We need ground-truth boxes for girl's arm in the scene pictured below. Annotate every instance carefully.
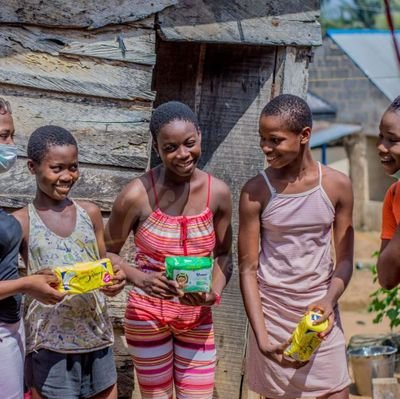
[377,186,400,289]
[377,234,400,289]
[104,179,180,298]
[11,208,65,304]
[238,179,268,347]
[0,275,63,305]
[79,200,126,296]
[210,180,233,297]
[238,177,294,367]
[310,171,354,336]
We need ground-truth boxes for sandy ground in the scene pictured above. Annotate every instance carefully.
[340,230,395,399]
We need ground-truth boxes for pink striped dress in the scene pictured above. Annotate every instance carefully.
[246,163,351,398]
[125,169,217,399]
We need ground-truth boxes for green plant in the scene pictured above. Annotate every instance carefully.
[368,251,400,329]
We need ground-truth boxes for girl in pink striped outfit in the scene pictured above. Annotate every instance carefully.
[105,101,232,399]
[239,94,353,399]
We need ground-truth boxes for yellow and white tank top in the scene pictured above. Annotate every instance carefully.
[24,202,113,354]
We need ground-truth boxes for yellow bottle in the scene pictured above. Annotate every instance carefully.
[284,311,329,362]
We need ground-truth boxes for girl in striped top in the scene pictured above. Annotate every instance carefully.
[105,101,232,399]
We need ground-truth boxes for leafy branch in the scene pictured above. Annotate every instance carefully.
[368,251,400,330]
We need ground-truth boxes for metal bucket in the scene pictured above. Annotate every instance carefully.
[348,345,397,397]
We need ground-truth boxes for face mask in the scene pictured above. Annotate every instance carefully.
[0,144,17,173]
[390,169,400,180]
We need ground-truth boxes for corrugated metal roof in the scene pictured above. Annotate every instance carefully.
[307,92,336,117]
[310,123,362,148]
[327,29,400,101]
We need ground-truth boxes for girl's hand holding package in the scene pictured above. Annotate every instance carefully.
[142,272,183,299]
[308,298,335,339]
[100,269,126,296]
[179,291,219,306]
[100,260,126,297]
[25,273,66,305]
[258,337,306,369]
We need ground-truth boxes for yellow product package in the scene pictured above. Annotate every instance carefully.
[284,311,329,362]
[54,258,114,295]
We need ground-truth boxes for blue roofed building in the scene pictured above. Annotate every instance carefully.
[308,29,400,230]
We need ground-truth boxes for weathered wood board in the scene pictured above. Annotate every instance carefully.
[0,55,154,102]
[1,24,156,66]
[0,0,177,29]
[273,46,311,98]
[0,21,157,104]
[4,93,151,169]
[372,378,399,399]
[158,0,321,46]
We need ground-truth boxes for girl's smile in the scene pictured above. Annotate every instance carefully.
[156,119,201,179]
[377,110,400,175]
[28,144,79,202]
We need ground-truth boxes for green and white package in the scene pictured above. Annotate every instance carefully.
[165,256,213,293]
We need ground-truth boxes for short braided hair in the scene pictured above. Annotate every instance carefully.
[149,101,200,140]
[27,125,77,163]
[261,94,312,132]
[387,96,400,113]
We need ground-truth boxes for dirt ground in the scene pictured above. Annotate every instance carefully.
[340,230,395,399]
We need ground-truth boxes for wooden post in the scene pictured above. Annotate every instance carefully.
[343,133,368,229]
[372,378,399,399]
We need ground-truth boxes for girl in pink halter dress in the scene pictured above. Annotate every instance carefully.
[239,94,353,399]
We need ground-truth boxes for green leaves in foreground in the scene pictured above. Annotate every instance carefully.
[368,253,400,330]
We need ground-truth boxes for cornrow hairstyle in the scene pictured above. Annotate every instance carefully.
[149,101,200,140]
[27,125,77,163]
[387,96,400,113]
[261,94,313,133]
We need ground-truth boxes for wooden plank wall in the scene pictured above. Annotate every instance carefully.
[0,3,175,398]
[0,1,316,398]
[0,19,163,212]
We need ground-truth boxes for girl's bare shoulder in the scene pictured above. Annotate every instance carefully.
[321,165,352,189]
[12,206,29,227]
[240,172,271,211]
[206,172,230,199]
[113,173,151,210]
[75,200,101,218]
[321,165,353,205]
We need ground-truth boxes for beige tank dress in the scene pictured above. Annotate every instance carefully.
[246,163,351,398]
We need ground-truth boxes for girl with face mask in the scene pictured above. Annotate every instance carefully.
[376,96,400,289]
[0,98,64,399]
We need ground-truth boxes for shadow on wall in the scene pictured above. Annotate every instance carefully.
[152,39,278,170]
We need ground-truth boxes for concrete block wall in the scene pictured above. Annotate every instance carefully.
[309,37,390,135]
